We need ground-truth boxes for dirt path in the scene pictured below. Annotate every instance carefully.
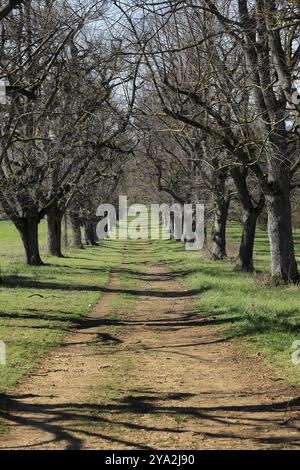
[0,242,299,450]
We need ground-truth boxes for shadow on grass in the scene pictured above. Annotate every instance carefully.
[2,270,299,340]
[2,275,209,298]
[224,310,300,338]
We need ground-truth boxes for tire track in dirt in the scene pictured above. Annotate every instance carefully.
[0,241,299,450]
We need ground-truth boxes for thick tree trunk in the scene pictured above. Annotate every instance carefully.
[211,198,229,260]
[46,206,63,257]
[231,167,264,273]
[15,215,43,266]
[238,210,258,272]
[70,212,84,249]
[266,190,299,282]
[84,221,97,246]
[264,144,299,282]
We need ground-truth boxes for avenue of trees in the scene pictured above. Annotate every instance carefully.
[1,0,300,284]
[111,0,300,282]
[0,0,137,264]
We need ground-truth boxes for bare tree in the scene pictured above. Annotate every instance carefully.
[114,2,266,270]
[0,0,138,264]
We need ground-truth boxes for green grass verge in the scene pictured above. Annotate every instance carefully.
[0,220,124,393]
[149,222,300,385]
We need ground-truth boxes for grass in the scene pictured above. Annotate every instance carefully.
[1,216,300,398]
[149,222,300,385]
[0,217,300,447]
[0,219,124,393]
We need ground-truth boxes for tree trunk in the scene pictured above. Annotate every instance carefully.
[63,214,68,248]
[170,212,175,238]
[231,166,264,273]
[203,224,208,248]
[15,215,43,266]
[70,212,84,249]
[84,221,97,246]
[46,206,63,257]
[238,210,258,272]
[93,222,98,243]
[265,144,299,282]
[211,198,229,260]
[266,190,299,282]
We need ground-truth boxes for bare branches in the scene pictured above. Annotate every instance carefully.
[0,0,25,21]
